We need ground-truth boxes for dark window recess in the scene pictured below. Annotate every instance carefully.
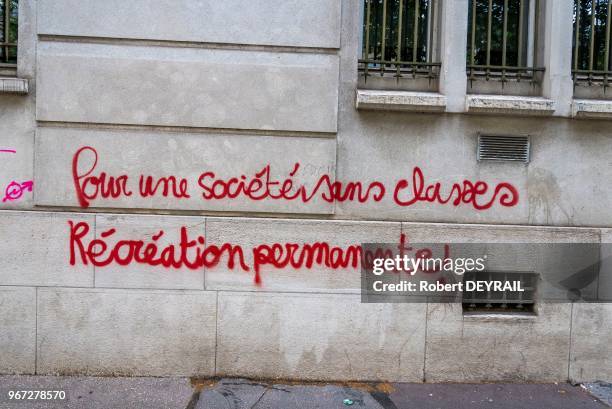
[573,0,612,88]
[477,134,530,163]
[360,0,440,81]
[467,0,544,84]
[0,0,18,67]
[462,271,538,314]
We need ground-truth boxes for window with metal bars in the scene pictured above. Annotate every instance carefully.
[573,0,612,90]
[0,0,17,71]
[467,0,544,86]
[359,0,440,83]
[462,271,538,314]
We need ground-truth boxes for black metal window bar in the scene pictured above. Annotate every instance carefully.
[573,0,612,89]
[467,0,544,85]
[0,0,18,68]
[462,271,538,313]
[359,0,441,81]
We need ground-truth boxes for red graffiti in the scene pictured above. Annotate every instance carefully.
[393,167,518,210]
[69,220,457,286]
[68,220,366,285]
[139,175,190,199]
[70,146,519,211]
[72,146,132,208]
[72,146,195,208]
[198,164,385,203]
[68,220,250,271]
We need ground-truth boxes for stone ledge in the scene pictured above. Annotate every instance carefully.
[355,89,446,112]
[462,313,538,322]
[0,77,29,95]
[572,99,612,119]
[466,94,555,116]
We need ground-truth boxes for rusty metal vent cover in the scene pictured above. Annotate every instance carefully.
[477,134,530,163]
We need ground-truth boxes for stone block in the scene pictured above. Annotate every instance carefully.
[425,303,572,382]
[38,0,341,49]
[0,287,36,374]
[35,126,336,214]
[206,218,401,292]
[37,42,339,133]
[94,214,205,290]
[0,211,94,287]
[216,292,426,382]
[37,288,217,376]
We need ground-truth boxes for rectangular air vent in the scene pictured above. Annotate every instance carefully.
[477,134,530,163]
[462,271,538,314]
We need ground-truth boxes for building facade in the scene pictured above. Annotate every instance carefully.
[0,0,610,382]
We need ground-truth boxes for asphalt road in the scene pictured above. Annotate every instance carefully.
[0,376,609,409]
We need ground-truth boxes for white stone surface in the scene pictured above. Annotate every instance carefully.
[569,303,612,382]
[402,223,600,243]
[94,214,205,290]
[439,0,469,112]
[16,0,37,80]
[36,42,339,133]
[334,114,531,225]
[0,0,609,383]
[572,99,612,119]
[0,93,35,211]
[402,223,602,301]
[541,0,574,116]
[205,217,401,292]
[0,287,36,374]
[38,0,341,49]
[334,111,612,227]
[466,94,555,116]
[356,90,446,112]
[526,121,612,227]
[35,126,336,214]
[425,303,572,382]
[0,1,36,211]
[0,211,94,287]
[216,292,426,381]
[37,288,217,376]
[599,229,612,302]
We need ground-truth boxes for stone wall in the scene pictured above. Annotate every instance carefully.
[0,0,610,382]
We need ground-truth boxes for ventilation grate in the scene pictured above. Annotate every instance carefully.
[462,271,538,314]
[477,134,530,163]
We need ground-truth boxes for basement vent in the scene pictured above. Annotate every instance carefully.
[462,271,538,314]
[477,134,530,163]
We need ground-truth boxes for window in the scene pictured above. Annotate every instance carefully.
[573,0,612,89]
[0,0,18,72]
[359,0,440,85]
[462,271,538,314]
[467,0,543,86]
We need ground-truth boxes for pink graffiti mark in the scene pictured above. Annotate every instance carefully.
[1,149,33,203]
[3,180,34,202]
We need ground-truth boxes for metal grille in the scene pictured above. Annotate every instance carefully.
[0,0,17,67]
[467,0,544,84]
[463,271,537,313]
[573,0,612,88]
[359,0,441,81]
[477,134,530,163]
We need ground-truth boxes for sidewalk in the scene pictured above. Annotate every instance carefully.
[0,376,609,409]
